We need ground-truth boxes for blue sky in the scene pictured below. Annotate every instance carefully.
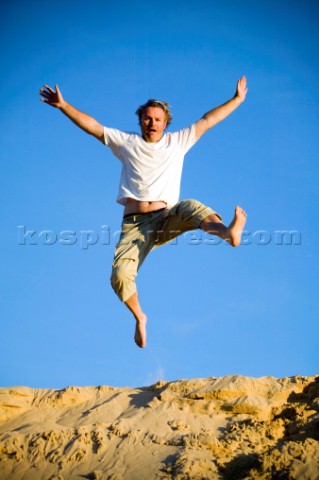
[1,0,318,389]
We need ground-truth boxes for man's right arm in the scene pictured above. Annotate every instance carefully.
[194,76,248,141]
[39,84,105,143]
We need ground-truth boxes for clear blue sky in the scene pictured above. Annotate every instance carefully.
[1,0,318,389]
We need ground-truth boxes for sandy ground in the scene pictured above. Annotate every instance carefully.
[0,375,318,479]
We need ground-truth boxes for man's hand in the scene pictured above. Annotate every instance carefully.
[40,84,65,109]
[235,76,248,103]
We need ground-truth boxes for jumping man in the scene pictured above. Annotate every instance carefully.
[40,77,248,348]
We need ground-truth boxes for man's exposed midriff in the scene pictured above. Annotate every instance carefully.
[123,198,167,216]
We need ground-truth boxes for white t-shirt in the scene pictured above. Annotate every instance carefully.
[103,124,197,206]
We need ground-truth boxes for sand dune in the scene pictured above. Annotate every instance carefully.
[0,375,318,479]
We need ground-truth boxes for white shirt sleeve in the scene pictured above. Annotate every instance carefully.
[104,127,139,161]
[170,124,197,154]
[103,127,128,147]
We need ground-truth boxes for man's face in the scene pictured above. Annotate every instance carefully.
[140,106,167,143]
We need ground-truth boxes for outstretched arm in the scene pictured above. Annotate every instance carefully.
[194,76,248,140]
[39,85,105,143]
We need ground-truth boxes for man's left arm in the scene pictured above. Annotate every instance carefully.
[194,76,248,141]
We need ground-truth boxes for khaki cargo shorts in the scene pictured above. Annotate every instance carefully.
[110,199,222,301]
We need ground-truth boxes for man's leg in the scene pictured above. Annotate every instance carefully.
[122,203,246,349]
[154,200,247,247]
[111,211,165,349]
[111,258,149,349]
[200,205,247,246]
[124,290,147,348]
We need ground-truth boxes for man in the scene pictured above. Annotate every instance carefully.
[40,77,248,348]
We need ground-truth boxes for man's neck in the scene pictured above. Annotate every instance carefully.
[142,132,165,143]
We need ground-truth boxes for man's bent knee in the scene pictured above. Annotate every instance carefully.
[110,262,137,302]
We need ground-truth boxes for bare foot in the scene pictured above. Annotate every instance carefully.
[227,206,247,246]
[134,314,147,348]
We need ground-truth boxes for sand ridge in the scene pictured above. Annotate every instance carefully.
[0,375,318,479]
